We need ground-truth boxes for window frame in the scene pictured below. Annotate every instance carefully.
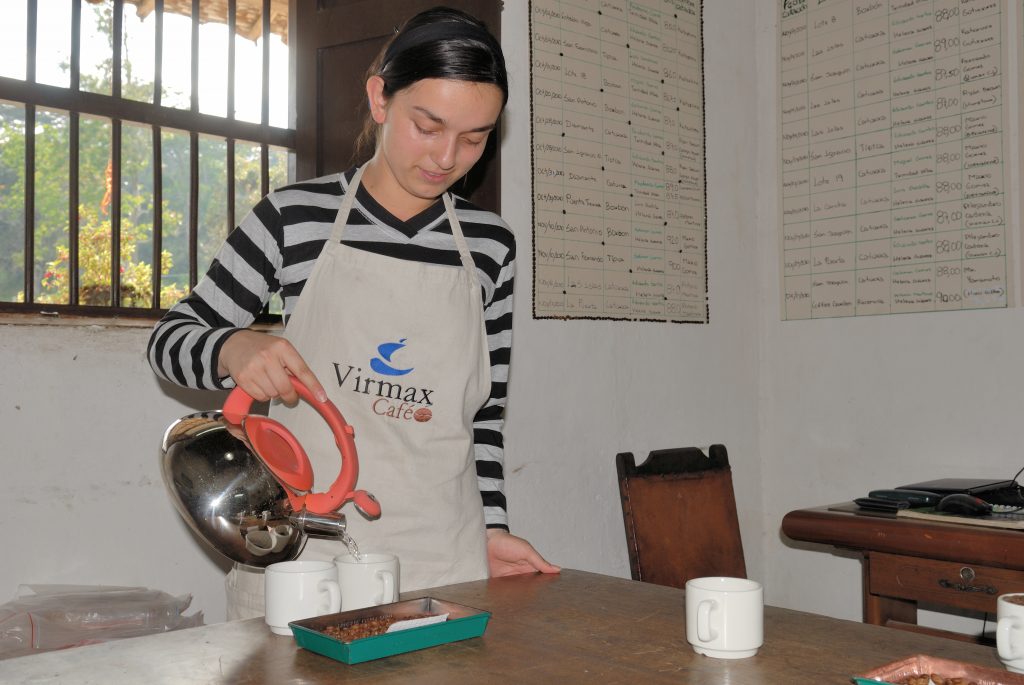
[0,0,294,320]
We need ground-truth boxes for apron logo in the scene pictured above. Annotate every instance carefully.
[370,338,413,376]
[332,340,436,423]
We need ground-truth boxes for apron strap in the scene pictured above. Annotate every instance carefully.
[331,166,479,287]
[442,192,480,287]
[329,166,365,244]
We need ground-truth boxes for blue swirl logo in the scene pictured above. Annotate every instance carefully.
[370,338,414,376]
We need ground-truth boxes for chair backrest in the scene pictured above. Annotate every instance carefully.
[616,444,746,589]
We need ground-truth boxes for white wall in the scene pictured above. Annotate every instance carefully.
[0,324,233,622]
[756,2,1023,635]
[498,0,761,583]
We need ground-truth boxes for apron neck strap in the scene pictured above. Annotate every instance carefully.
[331,166,479,285]
[441,192,479,283]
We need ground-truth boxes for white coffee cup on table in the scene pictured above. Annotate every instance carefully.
[334,552,400,611]
[998,593,1024,673]
[264,560,341,636]
[685,576,763,659]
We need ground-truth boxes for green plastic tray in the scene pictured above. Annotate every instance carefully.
[289,597,490,665]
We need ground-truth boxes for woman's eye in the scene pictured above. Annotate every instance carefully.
[416,125,438,136]
[463,137,485,147]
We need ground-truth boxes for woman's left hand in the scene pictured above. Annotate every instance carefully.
[486,529,561,577]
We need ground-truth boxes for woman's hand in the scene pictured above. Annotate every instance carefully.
[486,529,561,577]
[217,329,327,406]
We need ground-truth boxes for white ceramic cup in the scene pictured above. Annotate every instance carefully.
[998,593,1024,673]
[334,552,400,611]
[685,576,763,659]
[264,560,341,636]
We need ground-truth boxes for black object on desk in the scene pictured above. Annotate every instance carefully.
[868,489,940,507]
[934,493,993,517]
[897,478,1024,506]
[854,497,909,513]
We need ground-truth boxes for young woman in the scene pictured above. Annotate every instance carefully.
[148,6,558,619]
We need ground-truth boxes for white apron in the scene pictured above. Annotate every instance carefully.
[226,167,491,620]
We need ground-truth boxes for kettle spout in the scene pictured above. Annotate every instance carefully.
[288,509,347,538]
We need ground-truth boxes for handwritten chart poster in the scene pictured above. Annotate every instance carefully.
[529,0,707,323]
[779,0,1011,319]
[1020,0,1024,295]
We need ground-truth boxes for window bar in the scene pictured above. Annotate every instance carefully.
[113,0,123,99]
[71,0,81,91]
[191,0,199,113]
[188,0,199,289]
[227,138,236,233]
[68,0,82,305]
[189,131,199,289]
[151,0,164,309]
[260,0,270,198]
[261,0,270,128]
[154,0,163,108]
[261,144,269,198]
[111,0,124,307]
[228,0,236,120]
[26,0,36,82]
[111,119,123,307]
[227,0,236,232]
[152,125,163,308]
[69,114,80,306]
[24,0,38,304]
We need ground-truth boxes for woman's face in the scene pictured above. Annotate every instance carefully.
[366,76,504,216]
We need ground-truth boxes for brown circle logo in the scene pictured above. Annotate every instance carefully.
[413,408,432,423]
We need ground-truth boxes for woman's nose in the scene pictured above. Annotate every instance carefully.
[432,137,457,171]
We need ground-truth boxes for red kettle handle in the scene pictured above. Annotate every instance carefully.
[222,377,371,516]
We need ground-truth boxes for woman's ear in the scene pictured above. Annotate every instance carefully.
[366,76,389,125]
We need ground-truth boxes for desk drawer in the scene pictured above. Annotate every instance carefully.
[869,552,1024,612]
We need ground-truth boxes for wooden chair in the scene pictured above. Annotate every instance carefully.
[616,444,746,589]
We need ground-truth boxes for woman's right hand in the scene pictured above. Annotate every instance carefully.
[217,330,327,406]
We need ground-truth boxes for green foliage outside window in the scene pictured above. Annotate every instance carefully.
[0,5,280,310]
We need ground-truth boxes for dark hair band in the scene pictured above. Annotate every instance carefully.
[381,21,501,73]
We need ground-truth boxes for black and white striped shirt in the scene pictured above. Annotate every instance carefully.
[147,168,514,530]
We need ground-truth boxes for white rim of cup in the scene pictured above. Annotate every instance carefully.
[686,577,762,593]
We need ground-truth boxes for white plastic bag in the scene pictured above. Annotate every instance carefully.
[0,584,203,659]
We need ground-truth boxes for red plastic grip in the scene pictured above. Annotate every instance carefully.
[221,376,362,515]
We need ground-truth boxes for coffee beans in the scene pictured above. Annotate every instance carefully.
[895,675,976,685]
[323,613,437,643]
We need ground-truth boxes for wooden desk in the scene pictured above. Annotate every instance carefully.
[0,569,1010,684]
[782,504,1024,641]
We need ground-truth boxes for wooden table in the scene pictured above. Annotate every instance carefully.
[782,504,1024,641]
[0,569,1011,683]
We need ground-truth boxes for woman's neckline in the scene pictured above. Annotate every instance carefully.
[345,167,447,238]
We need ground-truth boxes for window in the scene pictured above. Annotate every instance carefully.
[0,0,293,318]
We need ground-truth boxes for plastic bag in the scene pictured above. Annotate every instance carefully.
[0,584,204,660]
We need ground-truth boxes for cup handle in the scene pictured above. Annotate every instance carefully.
[697,599,718,643]
[999,617,1024,660]
[319,579,342,614]
[375,570,395,604]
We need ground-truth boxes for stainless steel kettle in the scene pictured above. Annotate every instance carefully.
[160,377,380,567]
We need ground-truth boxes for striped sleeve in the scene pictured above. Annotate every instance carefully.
[474,226,515,531]
[146,194,285,389]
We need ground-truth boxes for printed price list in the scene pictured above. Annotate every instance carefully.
[779,0,1009,319]
[531,0,707,322]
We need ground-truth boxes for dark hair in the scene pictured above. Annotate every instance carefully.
[352,6,507,163]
